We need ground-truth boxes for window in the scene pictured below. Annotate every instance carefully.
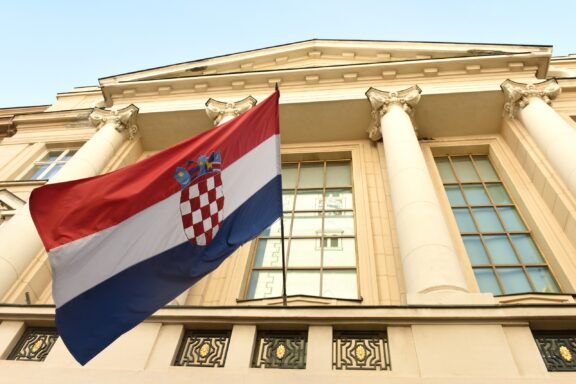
[7,327,59,362]
[20,149,77,180]
[246,159,358,300]
[435,155,560,295]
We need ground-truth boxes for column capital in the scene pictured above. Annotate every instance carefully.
[0,119,16,139]
[365,85,421,141]
[501,79,561,119]
[89,104,139,140]
[205,96,257,126]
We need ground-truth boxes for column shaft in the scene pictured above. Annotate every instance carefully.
[381,104,468,294]
[367,86,468,297]
[518,97,576,196]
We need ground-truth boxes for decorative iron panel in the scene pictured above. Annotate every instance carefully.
[533,332,576,371]
[174,330,231,367]
[252,331,307,369]
[7,327,59,362]
[333,331,391,370]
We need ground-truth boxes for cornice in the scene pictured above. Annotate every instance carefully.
[101,52,550,106]
[99,39,551,85]
[12,109,93,128]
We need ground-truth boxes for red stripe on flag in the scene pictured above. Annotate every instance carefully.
[30,91,279,251]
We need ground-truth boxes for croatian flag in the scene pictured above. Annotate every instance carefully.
[29,91,282,365]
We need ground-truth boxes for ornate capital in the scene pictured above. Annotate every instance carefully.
[501,79,561,119]
[205,96,257,126]
[89,104,139,140]
[365,85,422,141]
[0,118,16,139]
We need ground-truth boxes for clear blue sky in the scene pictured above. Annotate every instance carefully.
[2,1,575,108]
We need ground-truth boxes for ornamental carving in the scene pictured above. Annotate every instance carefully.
[252,331,307,369]
[205,96,257,126]
[501,79,561,119]
[8,327,59,362]
[365,85,422,141]
[89,104,139,140]
[333,331,391,371]
[533,332,576,371]
[174,330,231,367]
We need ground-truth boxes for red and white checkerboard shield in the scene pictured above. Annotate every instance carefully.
[179,172,224,246]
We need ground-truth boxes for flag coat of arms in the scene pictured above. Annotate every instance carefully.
[29,91,282,365]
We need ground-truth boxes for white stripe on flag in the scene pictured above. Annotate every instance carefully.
[50,135,280,307]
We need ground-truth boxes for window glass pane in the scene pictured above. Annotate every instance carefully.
[498,207,526,231]
[248,271,283,299]
[294,189,323,211]
[282,191,294,212]
[527,267,560,293]
[61,150,77,161]
[41,151,63,162]
[291,213,322,236]
[288,239,321,267]
[299,163,324,188]
[452,157,480,182]
[445,185,465,206]
[453,208,476,233]
[435,157,457,183]
[323,238,356,267]
[324,188,353,211]
[473,207,504,232]
[22,164,49,180]
[281,164,298,189]
[511,234,544,263]
[322,271,357,299]
[463,184,490,205]
[43,164,63,180]
[324,211,354,235]
[326,161,351,187]
[262,217,292,237]
[463,235,490,265]
[474,268,502,295]
[254,239,285,267]
[484,235,519,264]
[474,156,499,182]
[486,184,511,204]
[286,271,320,296]
[497,267,532,294]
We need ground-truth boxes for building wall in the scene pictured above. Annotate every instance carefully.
[1,42,576,382]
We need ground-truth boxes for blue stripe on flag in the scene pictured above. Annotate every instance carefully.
[57,175,282,365]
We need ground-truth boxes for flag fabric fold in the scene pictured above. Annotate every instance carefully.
[29,91,282,365]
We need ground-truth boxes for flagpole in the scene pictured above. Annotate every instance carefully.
[280,215,288,306]
[275,82,288,307]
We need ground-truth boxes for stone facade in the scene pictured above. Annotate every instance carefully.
[0,39,576,382]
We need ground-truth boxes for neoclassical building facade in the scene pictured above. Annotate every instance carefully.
[0,39,576,382]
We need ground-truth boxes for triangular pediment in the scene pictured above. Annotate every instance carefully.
[100,39,552,85]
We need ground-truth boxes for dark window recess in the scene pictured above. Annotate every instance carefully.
[7,327,59,362]
[252,330,307,369]
[533,332,576,371]
[174,330,231,367]
[333,330,391,370]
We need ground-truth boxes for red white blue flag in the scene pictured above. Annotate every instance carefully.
[30,91,282,365]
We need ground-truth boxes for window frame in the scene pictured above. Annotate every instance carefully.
[18,147,78,181]
[244,157,359,301]
[434,153,560,295]
[422,137,575,299]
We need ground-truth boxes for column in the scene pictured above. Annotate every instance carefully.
[501,79,576,197]
[366,86,468,297]
[171,96,257,306]
[0,105,139,300]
